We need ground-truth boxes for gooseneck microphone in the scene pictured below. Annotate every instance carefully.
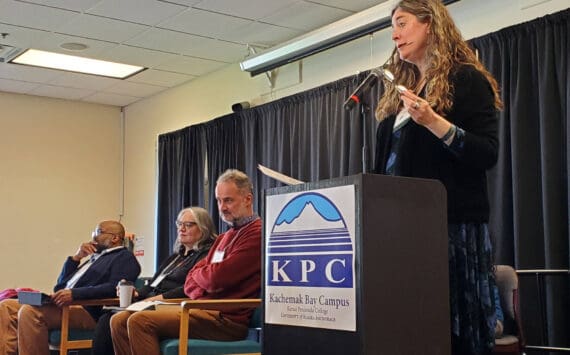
[343,68,383,111]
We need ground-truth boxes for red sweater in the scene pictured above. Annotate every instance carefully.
[184,218,261,325]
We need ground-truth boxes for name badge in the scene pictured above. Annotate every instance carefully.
[150,273,166,288]
[212,250,225,263]
[393,109,411,132]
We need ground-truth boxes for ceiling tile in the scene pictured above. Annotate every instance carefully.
[125,28,202,54]
[105,80,166,97]
[126,28,246,62]
[28,84,95,100]
[223,22,302,47]
[162,0,201,6]
[82,92,140,106]
[86,0,188,26]
[127,69,194,87]
[57,14,150,43]
[159,8,253,39]
[155,55,227,76]
[262,2,352,31]
[194,0,299,21]
[0,62,63,83]
[97,45,179,68]
[307,0,388,12]
[35,33,118,58]
[0,23,51,49]
[0,0,77,32]
[47,72,120,90]
[185,39,248,63]
[0,78,40,94]
[19,0,103,12]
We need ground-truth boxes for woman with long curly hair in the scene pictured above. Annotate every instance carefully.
[374,1,501,354]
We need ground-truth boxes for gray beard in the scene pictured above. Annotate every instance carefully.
[225,214,257,228]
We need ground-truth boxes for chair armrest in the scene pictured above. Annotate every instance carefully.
[178,299,262,355]
[180,298,262,312]
[158,298,191,304]
[67,298,120,306]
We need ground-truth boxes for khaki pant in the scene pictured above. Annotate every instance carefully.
[110,307,248,355]
[0,298,96,355]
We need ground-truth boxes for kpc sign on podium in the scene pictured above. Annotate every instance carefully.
[265,185,356,332]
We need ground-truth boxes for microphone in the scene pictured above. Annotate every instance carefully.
[343,68,383,111]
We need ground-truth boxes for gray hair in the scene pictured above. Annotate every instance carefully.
[216,169,253,196]
[174,206,217,252]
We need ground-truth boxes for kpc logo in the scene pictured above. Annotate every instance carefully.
[267,192,354,288]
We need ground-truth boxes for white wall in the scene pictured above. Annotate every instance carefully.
[0,92,122,292]
[84,0,570,276]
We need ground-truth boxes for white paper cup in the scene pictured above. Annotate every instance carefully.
[119,285,134,307]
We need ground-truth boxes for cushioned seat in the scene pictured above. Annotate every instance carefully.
[160,300,262,355]
[160,338,261,355]
[49,328,94,343]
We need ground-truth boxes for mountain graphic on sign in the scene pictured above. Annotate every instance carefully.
[272,192,346,233]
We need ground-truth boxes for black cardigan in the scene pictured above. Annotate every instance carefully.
[137,246,210,299]
[374,65,499,223]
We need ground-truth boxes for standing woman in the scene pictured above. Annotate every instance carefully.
[91,206,217,355]
[374,1,502,354]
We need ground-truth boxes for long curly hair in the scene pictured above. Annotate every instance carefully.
[375,0,503,121]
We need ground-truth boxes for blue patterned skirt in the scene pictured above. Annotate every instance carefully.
[448,223,496,355]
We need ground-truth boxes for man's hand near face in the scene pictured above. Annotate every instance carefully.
[72,242,98,262]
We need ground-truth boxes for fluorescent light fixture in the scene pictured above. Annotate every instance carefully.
[240,0,459,76]
[10,49,145,79]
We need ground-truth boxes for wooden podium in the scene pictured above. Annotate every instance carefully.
[262,174,451,355]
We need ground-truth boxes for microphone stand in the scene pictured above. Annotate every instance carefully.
[360,101,370,174]
[345,69,383,174]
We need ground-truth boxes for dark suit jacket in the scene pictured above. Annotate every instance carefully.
[54,247,140,319]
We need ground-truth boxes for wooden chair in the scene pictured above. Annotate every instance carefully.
[493,265,526,355]
[159,299,262,355]
[49,296,192,354]
[48,297,190,354]
[48,298,119,354]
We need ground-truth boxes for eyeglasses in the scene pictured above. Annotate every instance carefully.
[176,220,197,229]
[91,229,117,238]
[176,221,196,229]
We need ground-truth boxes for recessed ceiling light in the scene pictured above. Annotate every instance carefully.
[10,48,145,79]
[60,42,89,51]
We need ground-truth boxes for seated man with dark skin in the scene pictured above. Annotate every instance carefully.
[0,220,141,355]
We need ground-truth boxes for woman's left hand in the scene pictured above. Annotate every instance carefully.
[400,89,437,127]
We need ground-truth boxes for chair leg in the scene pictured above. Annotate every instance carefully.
[60,305,70,355]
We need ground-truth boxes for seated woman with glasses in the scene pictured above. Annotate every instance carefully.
[92,206,217,355]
